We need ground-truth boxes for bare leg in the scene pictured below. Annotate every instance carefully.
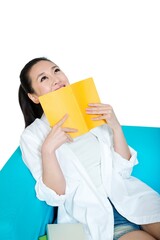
[141,222,160,240]
[119,230,156,240]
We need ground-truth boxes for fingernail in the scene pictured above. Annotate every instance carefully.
[88,103,93,106]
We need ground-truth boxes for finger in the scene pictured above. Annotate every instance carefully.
[88,103,111,108]
[62,127,78,133]
[86,108,112,114]
[56,114,68,128]
[86,105,112,111]
[65,133,73,142]
[92,115,108,121]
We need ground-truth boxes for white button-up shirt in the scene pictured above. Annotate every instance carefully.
[20,115,160,240]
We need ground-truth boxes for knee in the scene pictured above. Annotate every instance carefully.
[141,222,160,240]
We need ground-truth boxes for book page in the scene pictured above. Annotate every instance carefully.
[39,86,88,138]
[71,78,105,130]
[47,223,86,240]
[39,78,105,138]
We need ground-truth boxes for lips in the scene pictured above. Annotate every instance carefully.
[54,84,66,91]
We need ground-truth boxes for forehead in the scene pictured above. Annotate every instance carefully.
[29,60,55,79]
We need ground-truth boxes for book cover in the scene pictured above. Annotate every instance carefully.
[47,223,86,240]
[38,235,47,240]
[39,77,105,138]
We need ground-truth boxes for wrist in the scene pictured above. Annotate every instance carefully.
[41,141,57,155]
[112,123,122,134]
[41,144,56,157]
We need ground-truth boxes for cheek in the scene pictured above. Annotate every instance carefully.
[65,81,70,86]
[64,77,70,85]
[38,86,51,95]
[60,73,69,85]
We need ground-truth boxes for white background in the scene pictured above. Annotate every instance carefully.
[0,0,160,170]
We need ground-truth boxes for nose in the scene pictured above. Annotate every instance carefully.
[51,77,61,86]
[50,77,63,91]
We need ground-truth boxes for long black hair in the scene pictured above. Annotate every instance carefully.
[19,57,52,128]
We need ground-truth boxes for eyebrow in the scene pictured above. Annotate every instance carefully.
[36,65,58,80]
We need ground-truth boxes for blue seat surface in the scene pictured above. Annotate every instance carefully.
[122,126,160,193]
[0,147,54,240]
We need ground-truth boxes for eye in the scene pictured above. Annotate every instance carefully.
[40,76,48,82]
[54,67,60,73]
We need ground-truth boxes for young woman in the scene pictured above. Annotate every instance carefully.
[19,57,160,240]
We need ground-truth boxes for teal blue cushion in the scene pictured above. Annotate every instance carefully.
[122,126,160,193]
[0,147,55,240]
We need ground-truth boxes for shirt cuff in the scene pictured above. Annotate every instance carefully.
[113,146,138,178]
[35,178,66,206]
[35,177,80,206]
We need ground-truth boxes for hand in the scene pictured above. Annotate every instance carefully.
[42,114,77,154]
[86,103,121,131]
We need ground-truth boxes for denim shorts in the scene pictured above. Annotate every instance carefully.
[113,204,141,240]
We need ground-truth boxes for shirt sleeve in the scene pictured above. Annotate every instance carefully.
[101,124,139,178]
[112,146,138,178]
[19,122,74,207]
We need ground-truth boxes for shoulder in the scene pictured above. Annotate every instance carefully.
[20,115,51,142]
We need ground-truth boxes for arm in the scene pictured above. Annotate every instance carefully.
[111,123,131,160]
[20,114,77,203]
[41,151,66,195]
[41,114,77,195]
[86,103,131,160]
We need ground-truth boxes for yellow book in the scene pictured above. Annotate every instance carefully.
[39,77,105,138]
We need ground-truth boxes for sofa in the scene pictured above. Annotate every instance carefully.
[0,126,159,240]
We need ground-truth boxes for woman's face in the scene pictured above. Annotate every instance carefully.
[28,60,69,104]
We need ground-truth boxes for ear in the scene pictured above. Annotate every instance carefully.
[28,93,40,104]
